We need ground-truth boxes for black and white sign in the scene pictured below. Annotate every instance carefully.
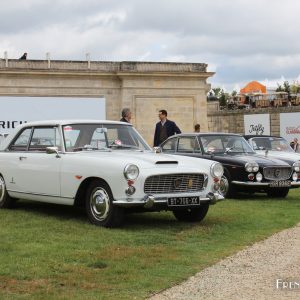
[244,114,270,135]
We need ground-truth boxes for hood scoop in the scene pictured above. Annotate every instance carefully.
[156,161,178,165]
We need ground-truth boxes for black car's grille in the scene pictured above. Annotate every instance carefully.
[144,174,207,194]
[263,167,292,180]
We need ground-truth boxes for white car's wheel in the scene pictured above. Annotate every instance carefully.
[85,180,124,227]
[0,176,15,208]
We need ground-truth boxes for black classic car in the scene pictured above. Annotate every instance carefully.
[160,133,300,198]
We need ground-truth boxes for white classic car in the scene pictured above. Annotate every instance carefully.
[0,120,224,227]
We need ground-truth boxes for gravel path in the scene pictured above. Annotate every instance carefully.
[150,223,300,300]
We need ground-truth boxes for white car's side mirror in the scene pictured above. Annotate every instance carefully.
[46,146,60,158]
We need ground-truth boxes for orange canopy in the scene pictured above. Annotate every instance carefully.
[240,81,266,94]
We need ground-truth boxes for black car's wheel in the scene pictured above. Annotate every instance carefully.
[267,187,289,198]
[219,172,236,198]
[0,176,15,208]
[85,179,124,227]
[172,204,209,222]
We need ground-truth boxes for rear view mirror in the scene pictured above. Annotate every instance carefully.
[96,128,107,133]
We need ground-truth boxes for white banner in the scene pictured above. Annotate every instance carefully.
[280,112,300,144]
[0,97,106,136]
[244,114,270,135]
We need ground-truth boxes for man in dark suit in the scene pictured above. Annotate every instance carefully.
[153,109,181,146]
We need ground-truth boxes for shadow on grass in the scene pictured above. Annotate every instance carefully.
[12,200,227,230]
[14,200,87,224]
[15,190,292,229]
[122,209,233,231]
[12,200,182,229]
[227,192,291,201]
[124,211,178,228]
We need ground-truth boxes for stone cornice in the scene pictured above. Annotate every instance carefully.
[208,106,300,116]
[0,59,212,75]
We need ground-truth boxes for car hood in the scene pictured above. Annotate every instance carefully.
[73,150,215,170]
[211,153,291,167]
[255,150,300,162]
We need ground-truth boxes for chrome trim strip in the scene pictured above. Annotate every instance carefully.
[231,181,269,186]
[7,189,74,199]
[231,180,294,187]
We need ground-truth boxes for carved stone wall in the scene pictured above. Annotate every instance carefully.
[0,59,213,145]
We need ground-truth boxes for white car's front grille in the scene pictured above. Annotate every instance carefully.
[263,167,292,180]
[144,173,207,194]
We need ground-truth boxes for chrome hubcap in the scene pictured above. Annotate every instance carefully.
[219,175,229,197]
[90,188,110,221]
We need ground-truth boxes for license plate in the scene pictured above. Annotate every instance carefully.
[269,180,291,188]
[168,196,200,206]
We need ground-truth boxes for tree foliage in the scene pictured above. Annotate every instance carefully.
[208,87,231,107]
[276,81,291,93]
[290,82,300,94]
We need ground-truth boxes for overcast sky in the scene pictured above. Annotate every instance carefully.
[1,0,299,91]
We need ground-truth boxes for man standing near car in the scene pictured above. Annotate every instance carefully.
[194,124,201,133]
[153,109,181,146]
[120,108,132,123]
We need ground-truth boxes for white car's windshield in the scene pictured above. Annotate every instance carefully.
[250,137,294,152]
[63,123,151,152]
[200,135,255,154]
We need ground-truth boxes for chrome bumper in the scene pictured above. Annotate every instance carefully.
[231,181,300,187]
[113,192,224,208]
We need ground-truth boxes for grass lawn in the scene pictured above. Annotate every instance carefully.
[1,189,300,299]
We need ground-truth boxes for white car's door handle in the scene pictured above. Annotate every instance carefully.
[19,156,27,161]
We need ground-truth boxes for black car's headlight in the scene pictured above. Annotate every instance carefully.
[124,164,139,180]
[245,162,259,173]
[210,162,224,178]
[293,161,300,172]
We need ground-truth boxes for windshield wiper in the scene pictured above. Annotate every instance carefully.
[110,143,140,150]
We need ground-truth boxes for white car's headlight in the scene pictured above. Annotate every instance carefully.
[245,162,259,173]
[124,164,139,180]
[293,161,300,173]
[210,162,224,178]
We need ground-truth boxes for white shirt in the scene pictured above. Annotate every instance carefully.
[161,119,167,126]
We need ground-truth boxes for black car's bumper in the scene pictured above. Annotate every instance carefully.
[231,181,300,187]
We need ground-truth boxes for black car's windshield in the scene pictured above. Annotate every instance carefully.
[200,135,255,154]
[249,137,294,152]
[63,123,151,152]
